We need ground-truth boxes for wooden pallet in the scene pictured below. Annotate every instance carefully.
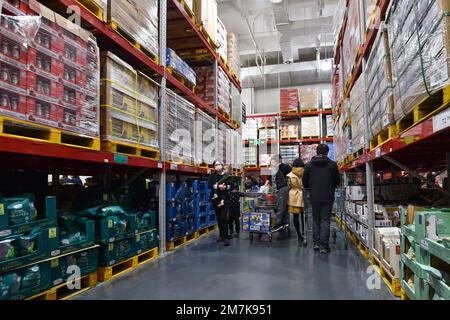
[231,119,241,128]
[186,232,198,243]
[166,157,195,167]
[280,110,300,114]
[137,247,159,266]
[370,125,397,150]
[179,0,195,21]
[166,236,187,252]
[400,288,410,301]
[97,255,138,282]
[109,20,159,65]
[300,108,320,113]
[280,137,299,141]
[0,116,100,151]
[166,67,196,92]
[396,85,450,134]
[76,0,105,21]
[301,136,320,140]
[371,255,401,297]
[352,148,364,160]
[218,108,231,120]
[195,22,218,49]
[102,140,160,159]
[28,273,97,300]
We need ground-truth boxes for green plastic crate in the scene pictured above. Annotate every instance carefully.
[0,227,59,273]
[98,237,137,267]
[0,197,57,240]
[133,210,157,233]
[135,229,158,254]
[50,247,98,287]
[1,260,52,300]
[53,219,96,257]
[94,214,137,244]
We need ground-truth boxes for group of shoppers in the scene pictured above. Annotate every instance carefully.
[207,143,340,253]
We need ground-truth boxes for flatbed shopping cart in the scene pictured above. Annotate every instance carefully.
[241,191,277,242]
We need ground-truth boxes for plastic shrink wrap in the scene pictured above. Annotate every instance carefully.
[227,32,240,76]
[166,48,196,86]
[299,87,319,111]
[217,17,227,62]
[243,118,258,140]
[280,145,299,165]
[350,74,365,152]
[341,0,362,84]
[322,88,332,110]
[301,116,320,138]
[244,145,257,167]
[280,120,299,139]
[280,89,299,113]
[195,109,216,166]
[194,0,217,44]
[231,84,241,124]
[301,144,319,164]
[326,115,334,137]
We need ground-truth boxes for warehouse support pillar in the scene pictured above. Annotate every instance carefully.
[158,0,167,255]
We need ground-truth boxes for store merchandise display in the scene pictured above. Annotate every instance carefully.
[227,32,241,76]
[341,0,361,84]
[106,0,159,59]
[100,52,159,149]
[350,75,365,152]
[322,88,332,110]
[280,120,299,139]
[195,109,216,166]
[280,89,299,113]
[301,116,320,138]
[280,145,299,165]
[231,84,241,124]
[217,17,227,62]
[0,0,100,138]
[194,0,218,44]
[301,144,319,164]
[243,118,258,140]
[299,87,320,111]
[326,115,334,137]
[165,89,196,165]
[244,145,257,167]
[166,48,196,86]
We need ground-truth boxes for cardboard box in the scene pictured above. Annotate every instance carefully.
[404,205,426,226]
[373,227,400,256]
[382,237,401,278]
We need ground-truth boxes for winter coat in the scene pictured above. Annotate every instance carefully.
[274,163,292,190]
[302,156,340,203]
[287,167,305,214]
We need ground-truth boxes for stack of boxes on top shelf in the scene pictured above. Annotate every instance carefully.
[280,89,299,113]
[227,32,240,78]
[0,0,100,145]
[243,118,257,167]
[216,17,227,63]
[194,0,218,45]
[350,74,365,154]
[400,205,450,300]
[100,52,160,155]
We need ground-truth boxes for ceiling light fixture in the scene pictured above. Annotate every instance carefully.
[270,0,283,4]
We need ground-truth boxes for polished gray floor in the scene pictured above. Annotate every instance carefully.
[76,228,396,300]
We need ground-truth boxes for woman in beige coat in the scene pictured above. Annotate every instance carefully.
[287,159,306,245]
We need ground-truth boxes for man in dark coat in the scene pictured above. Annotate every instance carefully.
[303,144,340,254]
[271,155,292,234]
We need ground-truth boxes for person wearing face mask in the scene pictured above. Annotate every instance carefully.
[208,161,231,246]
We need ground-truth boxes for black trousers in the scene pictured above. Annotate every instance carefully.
[214,204,229,239]
[293,213,305,239]
[228,207,240,233]
[312,202,334,247]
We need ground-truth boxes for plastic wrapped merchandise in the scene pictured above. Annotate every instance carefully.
[322,88,332,110]
[258,128,277,141]
[280,89,299,113]
[299,87,319,111]
[387,0,450,122]
[166,48,196,86]
[194,66,214,108]
[350,74,365,152]
[301,116,320,138]
[333,0,347,42]
[217,17,227,62]
[231,84,241,124]
[244,145,257,167]
[258,117,276,129]
[107,0,158,59]
[100,52,159,150]
[243,118,258,140]
[332,68,343,113]
[217,66,231,115]
[227,32,241,76]
[365,24,395,138]
[234,131,243,169]
[341,0,362,83]
[217,121,234,165]
[280,145,300,165]
[259,154,273,167]
[165,89,195,164]
[0,2,101,138]
[280,120,299,139]
[195,109,216,166]
[364,0,379,30]
[194,0,217,44]
[301,144,319,164]
[326,115,334,137]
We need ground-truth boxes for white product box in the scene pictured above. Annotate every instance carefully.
[382,237,401,278]
[301,116,320,138]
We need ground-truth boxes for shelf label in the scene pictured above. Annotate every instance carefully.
[114,154,128,164]
[170,163,178,170]
[375,148,381,158]
[433,107,450,133]
[157,162,163,169]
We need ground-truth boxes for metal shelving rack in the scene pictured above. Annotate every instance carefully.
[0,0,245,255]
[335,0,450,258]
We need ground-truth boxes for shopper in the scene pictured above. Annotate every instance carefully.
[303,144,340,254]
[271,155,292,234]
[227,181,241,237]
[287,158,306,246]
[208,161,231,246]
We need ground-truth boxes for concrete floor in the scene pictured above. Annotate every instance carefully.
[76,229,396,300]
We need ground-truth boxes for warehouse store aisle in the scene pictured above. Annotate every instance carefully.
[75,232,395,300]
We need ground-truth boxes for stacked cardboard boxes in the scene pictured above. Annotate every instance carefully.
[194,0,218,45]
[299,88,319,111]
[100,52,159,149]
[301,144,319,164]
[195,109,216,166]
[301,116,320,138]
[195,65,230,115]
[326,115,334,137]
[166,48,196,86]
[217,17,227,62]
[280,89,299,113]
[280,145,300,165]
[280,121,299,139]
[341,0,361,84]
[322,88,332,110]
[227,32,240,77]
[242,118,258,140]
[350,74,365,152]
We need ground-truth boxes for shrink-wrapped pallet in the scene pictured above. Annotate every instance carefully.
[194,65,230,114]
[0,0,100,139]
[217,17,227,62]
[388,0,450,122]
[100,52,159,149]
[301,144,319,164]
[280,145,300,165]
[243,118,257,140]
[166,48,196,86]
[365,25,395,137]
[231,84,241,124]
[217,121,233,165]
[195,109,216,166]
[227,32,241,76]
[194,0,218,45]
[280,89,299,113]
[322,88,332,110]
[301,116,320,138]
[231,130,242,169]
[107,0,159,59]
[244,145,257,166]
[280,120,299,139]
[258,116,276,129]
[165,89,195,164]
[326,115,334,137]
[299,87,319,111]
[334,99,350,163]
[350,74,365,152]
[217,66,231,115]
[258,128,277,141]
[364,0,378,30]
[341,0,362,84]
[333,0,347,42]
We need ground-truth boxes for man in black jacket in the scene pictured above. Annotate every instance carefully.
[271,155,292,234]
[303,144,340,254]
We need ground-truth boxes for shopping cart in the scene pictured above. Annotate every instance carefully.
[241,191,277,242]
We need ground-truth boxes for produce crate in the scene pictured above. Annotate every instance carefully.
[135,229,158,254]
[1,260,52,300]
[0,196,57,239]
[55,215,96,256]
[133,210,157,233]
[97,236,137,267]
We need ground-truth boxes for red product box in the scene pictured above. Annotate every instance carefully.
[62,40,88,68]
[0,28,29,68]
[59,105,80,128]
[61,64,88,88]
[61,85,85,109]
[0,88,27,119]
[0,61,28,94]
[26,96,60,127]
[27,71,64,105]
[28,48,64,81]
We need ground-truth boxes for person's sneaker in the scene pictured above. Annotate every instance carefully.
[224,238,230,246]
[320,246,331,254]
[313,243,320,251]
[271,225,286,233]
